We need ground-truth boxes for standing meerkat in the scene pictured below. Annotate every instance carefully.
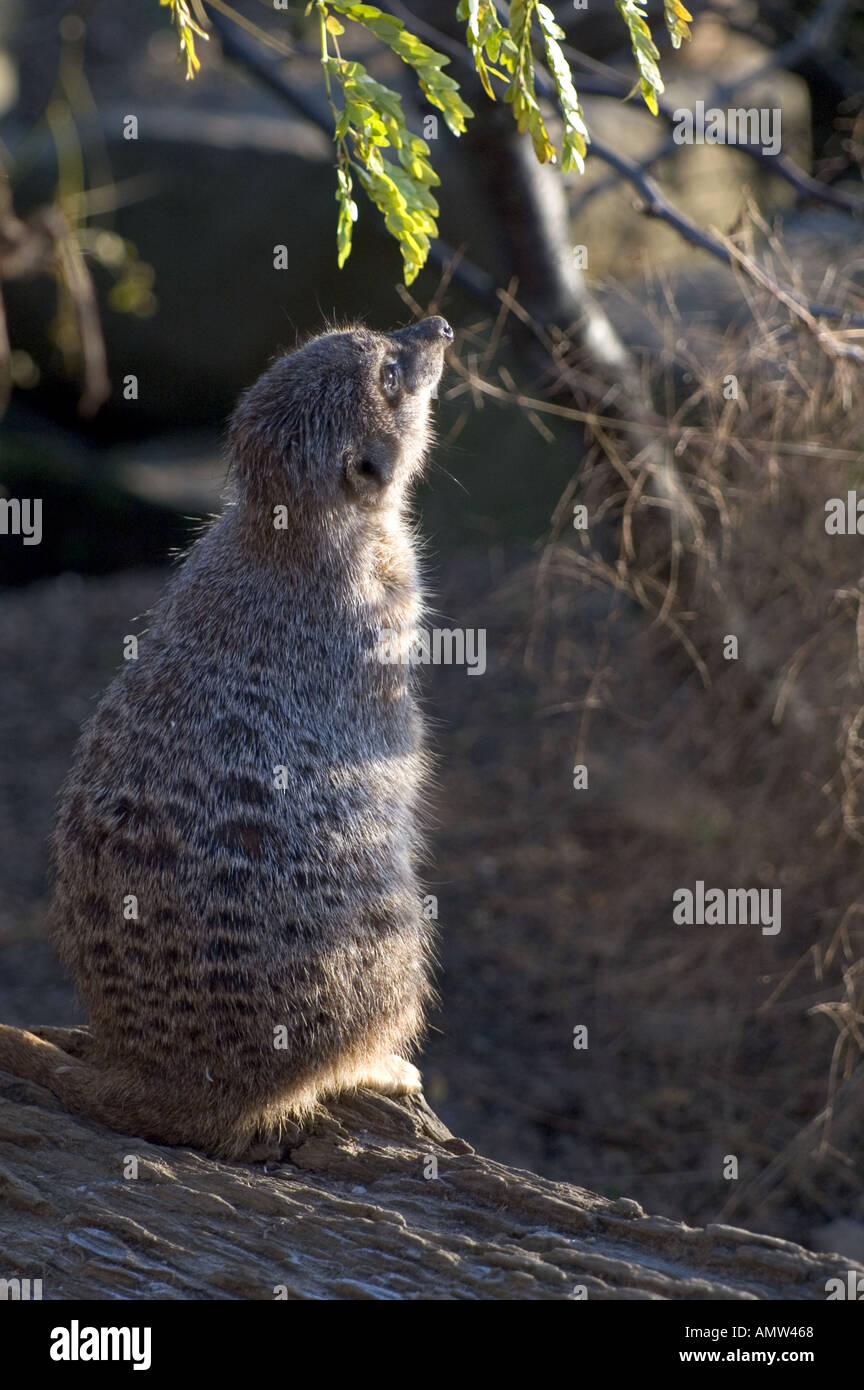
[0,315,453,1159]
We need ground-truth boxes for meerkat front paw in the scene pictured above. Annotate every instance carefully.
[357,1053,423,1097]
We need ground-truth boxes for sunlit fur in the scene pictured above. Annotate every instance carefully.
[0,318,451,1158]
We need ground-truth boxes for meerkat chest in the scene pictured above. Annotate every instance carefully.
[356,516,424,676]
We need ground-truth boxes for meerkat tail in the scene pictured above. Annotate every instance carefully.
[0,1025,168,1144]
[27,1024,94,1058]
[0,1024,101,1118]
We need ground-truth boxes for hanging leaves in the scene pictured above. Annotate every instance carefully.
[159,0,691,278]
[615,0,664,115]
[664,0,693,51]
[160,0,209,80]
[320,29,442,284]
[460,1,587,171]
[535,3,588,174]
[505,0,555,163]
[457,0,517,101]
[331,3,473,134]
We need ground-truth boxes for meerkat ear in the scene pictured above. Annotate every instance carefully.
[342,440,397,498]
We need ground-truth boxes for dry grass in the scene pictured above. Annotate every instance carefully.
[427,248,864,1241]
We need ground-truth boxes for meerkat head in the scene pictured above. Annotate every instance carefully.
[229,316,452,513]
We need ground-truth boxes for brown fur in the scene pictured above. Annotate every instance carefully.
[0,317,452,1159]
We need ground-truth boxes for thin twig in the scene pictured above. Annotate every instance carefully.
[586,134,864,330]
[572,78,861,217]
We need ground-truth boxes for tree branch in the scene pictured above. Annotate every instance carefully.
[0,1069,858,1300]
[584,134,864,331]
[720,0,851,95]
[568,79,861,217]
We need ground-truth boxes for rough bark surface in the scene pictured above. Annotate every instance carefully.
[0,1070,856,1301]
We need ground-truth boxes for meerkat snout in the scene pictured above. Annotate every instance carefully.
[385,316,452,400]
[393,315,453,342]
[340,318,450,500]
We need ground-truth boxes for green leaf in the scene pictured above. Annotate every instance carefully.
[331,1,473,134]
[160,0,208,80]
[535,3,589,173]
[615,0,664,114]
[309,0,688,274]
[335,164,358,268]
[504,0,556,163]
[357,162,430,283]
[320,35,442,282]
[664,0,692,50]
[457,0,516,98]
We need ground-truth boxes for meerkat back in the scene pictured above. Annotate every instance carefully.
[0,317,452,1159]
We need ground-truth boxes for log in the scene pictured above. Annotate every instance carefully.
[0,1068,857,1302]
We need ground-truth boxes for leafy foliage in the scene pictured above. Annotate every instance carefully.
[534,4,588,174]
[664,0,693,51]
[504,0,555,162]
[459,1,588,171]
[161,0,209,79]
[615,0,665,115]
[332,3,472,134]
[458,0,517,101]
[318,4,446,284]
[162,0,690,278]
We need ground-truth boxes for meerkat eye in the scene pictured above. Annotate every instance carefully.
[380,360,401,398]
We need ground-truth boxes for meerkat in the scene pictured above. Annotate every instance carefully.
[0,315,453,1160]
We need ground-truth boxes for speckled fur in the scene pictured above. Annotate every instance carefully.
[0,317,451,1158]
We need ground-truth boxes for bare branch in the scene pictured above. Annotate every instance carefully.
[0,1074,858,1300]
[585,134,864,331]
[570,78,861,217]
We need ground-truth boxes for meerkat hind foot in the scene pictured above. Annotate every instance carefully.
[238,1136,287,1165]
[354,1053,422,1098]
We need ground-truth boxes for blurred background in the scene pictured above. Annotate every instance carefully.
[1,0,863,1255]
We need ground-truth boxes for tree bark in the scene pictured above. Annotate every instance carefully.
[0,1070,856,1300]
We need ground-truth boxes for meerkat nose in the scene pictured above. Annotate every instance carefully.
[394,316,453,344]
[428,316,454,341]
